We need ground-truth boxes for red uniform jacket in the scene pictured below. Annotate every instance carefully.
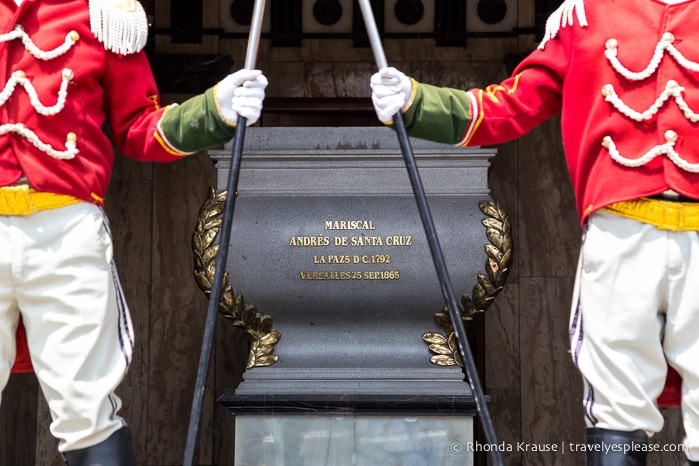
[1,0,189,201]
[2,0,236,373]
[461,0,699,225]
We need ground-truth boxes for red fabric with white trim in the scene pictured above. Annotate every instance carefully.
[464,0,699,225]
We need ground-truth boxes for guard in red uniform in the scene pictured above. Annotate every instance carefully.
[0,0,267,464]
[371,0,699,464]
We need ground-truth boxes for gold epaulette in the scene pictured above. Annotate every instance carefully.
[88,0,148,55]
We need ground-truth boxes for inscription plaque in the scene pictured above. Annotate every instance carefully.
[207,127,497,399]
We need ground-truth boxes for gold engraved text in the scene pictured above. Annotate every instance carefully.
[289,235,331,246]
[325,220,376,230]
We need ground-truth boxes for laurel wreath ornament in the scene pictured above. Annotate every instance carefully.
[192,187,280,369]
[422,200,512,367]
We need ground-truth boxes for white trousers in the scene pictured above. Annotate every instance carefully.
[570,209,699,459]
[0,202,133,452]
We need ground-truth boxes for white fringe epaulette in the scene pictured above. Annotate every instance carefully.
[89,0,148,55]
[538,0,588,50]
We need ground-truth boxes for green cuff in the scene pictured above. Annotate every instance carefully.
[159,87,237,153]
[399,82,473,145]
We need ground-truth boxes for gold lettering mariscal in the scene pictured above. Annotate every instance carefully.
[292,220,410,281]
[324,220,376,230]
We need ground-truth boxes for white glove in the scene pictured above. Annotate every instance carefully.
[215,69,268,126]
[370,67,413,123]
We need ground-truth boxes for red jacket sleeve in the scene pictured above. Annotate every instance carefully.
[462,63,565,147]
[101,51,186,162]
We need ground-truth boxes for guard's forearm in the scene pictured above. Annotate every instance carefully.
[159,88,237,153]
[400,83,473,145]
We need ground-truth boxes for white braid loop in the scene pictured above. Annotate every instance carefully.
[604,33,699,81]
[0,124,79,160]
[0,25,78,60]
[603,135,699,173]
[602,80,699,123]
[0,70,73,116]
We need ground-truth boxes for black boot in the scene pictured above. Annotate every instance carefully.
[63,426,134,466]
[586,427,647,466]
[686,461,699,466]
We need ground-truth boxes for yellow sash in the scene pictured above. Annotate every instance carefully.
[604,197,699,231]
[0,185,81,215]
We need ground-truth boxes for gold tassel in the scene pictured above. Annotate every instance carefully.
[89,0,148,55]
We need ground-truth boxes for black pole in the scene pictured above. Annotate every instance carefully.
[182,1,266,464]
[356,1,504,465]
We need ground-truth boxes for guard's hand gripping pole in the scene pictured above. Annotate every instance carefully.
[356,2,504,465]
[182,1,266,464]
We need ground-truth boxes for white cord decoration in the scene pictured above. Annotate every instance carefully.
[0,69,73,116]
[602,32,699,173]
[602,80,699,123]
[89,0,148,55]
[0,25,79,60]
[602,132,699,173]
[538,0,588,50]
[0,124,79,160]
[605,33,699,81]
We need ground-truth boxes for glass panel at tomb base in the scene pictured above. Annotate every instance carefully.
[234,415,474,466]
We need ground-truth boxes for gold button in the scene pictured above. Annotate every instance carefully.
[665,130,678,142]
[62,69,74,81]
[663,32,675,43]
[602,84,614,97]
[66,132,77,142]
[69,30,80,42]
[13,70,25,79]
[602,136,612,148]
[605,38,618,50]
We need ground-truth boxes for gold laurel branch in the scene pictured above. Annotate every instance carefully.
[192,187,280,369]
[423,199,512,367]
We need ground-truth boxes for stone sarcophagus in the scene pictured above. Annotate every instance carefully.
[200,127,510,465]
